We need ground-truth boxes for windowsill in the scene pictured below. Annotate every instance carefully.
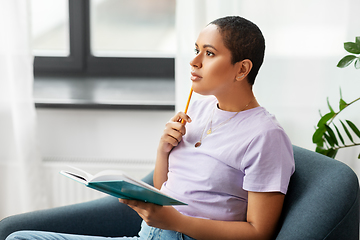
[34,76,175,110]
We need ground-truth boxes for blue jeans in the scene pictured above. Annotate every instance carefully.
[6,221,196,240]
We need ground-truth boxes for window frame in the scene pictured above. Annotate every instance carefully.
[33,0,175,78]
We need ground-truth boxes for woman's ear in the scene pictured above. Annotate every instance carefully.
[235,59,253,81]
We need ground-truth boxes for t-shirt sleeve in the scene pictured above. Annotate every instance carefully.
[241,128,295,194]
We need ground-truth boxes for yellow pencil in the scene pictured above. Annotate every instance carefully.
[184,87,193,114]
[181,87,193,124]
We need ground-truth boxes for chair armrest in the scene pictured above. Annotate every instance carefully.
[0,196,142,240]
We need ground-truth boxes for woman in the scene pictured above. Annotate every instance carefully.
[7,16,294,240]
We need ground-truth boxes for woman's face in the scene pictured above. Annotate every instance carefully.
[190,24,239,97]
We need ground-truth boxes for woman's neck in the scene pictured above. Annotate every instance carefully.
[215,87,259,112]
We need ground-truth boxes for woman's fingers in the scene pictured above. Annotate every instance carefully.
[158,111,191,153]
[170,111,192,124]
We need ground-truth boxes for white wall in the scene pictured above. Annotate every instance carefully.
[37,109,174,163]
[36,108,175,207]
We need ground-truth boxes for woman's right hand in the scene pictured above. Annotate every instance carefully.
[158,112,192,154]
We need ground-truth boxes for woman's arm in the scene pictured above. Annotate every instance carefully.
[153,112,191,189]
[120,191,284,240]
[177,191,284,240]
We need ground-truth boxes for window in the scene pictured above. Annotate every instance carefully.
[31,0,69,56]
[32,0,175,78]
[90,0,176,57]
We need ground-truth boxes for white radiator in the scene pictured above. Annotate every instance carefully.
[42,157,155,208]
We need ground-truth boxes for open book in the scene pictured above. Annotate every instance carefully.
[60,166,186,206]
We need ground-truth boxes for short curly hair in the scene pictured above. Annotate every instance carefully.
[209,16,265,85]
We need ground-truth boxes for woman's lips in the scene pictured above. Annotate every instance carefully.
[190,72,202,81]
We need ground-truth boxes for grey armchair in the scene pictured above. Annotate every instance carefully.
[0,146,359,240]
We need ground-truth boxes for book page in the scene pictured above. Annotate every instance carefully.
[90,170,169,197]
[60,171,88,184]
[67,165,94,180]
[90,170,144,187]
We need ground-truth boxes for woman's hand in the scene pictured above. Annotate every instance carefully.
[158,112,192,154]
[119,199,182,231]
[154,112,191,190]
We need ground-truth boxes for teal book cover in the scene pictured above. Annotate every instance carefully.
[60,167,186,206]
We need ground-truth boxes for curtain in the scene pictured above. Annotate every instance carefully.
[176,0,360,174]
[0,0,48,219]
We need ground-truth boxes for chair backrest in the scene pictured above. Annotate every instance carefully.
[276,146,359,240]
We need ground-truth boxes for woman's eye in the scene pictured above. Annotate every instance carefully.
[194,49,200,55]
[206,51,215,56]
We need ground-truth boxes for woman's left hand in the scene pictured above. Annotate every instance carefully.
[119,199,182,231]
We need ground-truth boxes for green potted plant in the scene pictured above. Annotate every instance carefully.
[312,37,360,159]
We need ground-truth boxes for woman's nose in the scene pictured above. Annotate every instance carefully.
[190,55,202,68]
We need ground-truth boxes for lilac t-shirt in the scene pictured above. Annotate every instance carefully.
[160,96,295,221]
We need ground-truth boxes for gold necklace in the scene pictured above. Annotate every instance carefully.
[195,98,255,148]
